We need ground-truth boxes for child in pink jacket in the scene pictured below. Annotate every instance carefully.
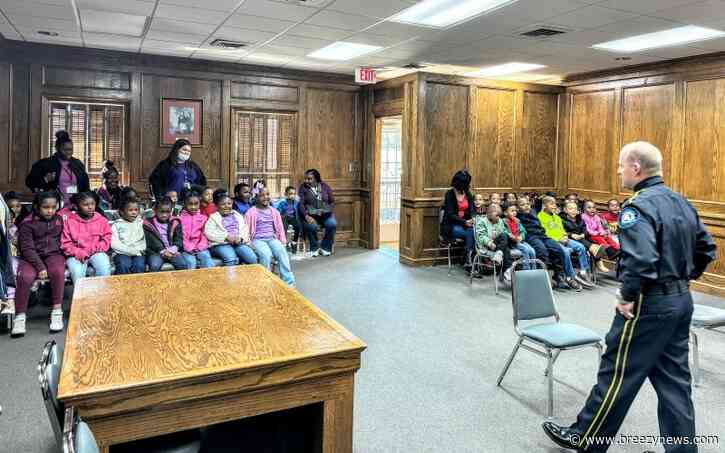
[245,188,294,286]
[178,190,214,269]
[61,192,112,284]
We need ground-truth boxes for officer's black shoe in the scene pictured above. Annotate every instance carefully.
[542,421,581,450]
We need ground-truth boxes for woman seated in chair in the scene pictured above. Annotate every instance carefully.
[474,203,514,282]
[442,170,475,265]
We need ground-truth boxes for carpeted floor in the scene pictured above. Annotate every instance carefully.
[1,248,724,453]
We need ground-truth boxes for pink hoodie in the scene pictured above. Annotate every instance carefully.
[179,210,209,253]
[581,212,609,237]
[245,206,287,244]
[60,211,112,261]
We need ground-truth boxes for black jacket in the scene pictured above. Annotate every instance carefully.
[26,153,90,194]
[148,158,206,200]
[143,217,185,254]
[518,211,547,239]
[441,189,474,238]
[617,176,717,301]
[560,213,586,237]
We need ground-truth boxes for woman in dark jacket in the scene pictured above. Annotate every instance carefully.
[149,139,207,201]
[298,168,336,256]
[442,170,475,259]
[26,130,90,206]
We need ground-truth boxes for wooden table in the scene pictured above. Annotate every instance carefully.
[58,265,366,453]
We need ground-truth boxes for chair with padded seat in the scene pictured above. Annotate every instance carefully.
[41,341,202,453]
[496,259,603,417]
[690,303,725,386]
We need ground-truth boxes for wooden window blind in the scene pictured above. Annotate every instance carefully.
[48,101,126,188]
[234,111,296,199]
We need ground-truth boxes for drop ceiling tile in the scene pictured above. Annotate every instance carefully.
[6,16,77,32]
[25,36,84,46]
[240,52,293,65]
[327,0,412,19]
[691,35,725,51]
[150,18,216,36]
[85,33,142,47]
[16,27,81,40]
[352,55,400,66]
[592,16,683,39]
[1,0,71,6]
[304,10,379,31]
[81,10,147,36]
[236,0,318,22]
[161,0,239,12]
[224,14,296,33]
[543,28,620,46]
[144,29,207,44]
[363,21,429,40]
[214,26,277,45]
[266,34,333,49]
[191,50,244,61]
[76,0,156,16]
[639,44,713,59]
[2,3,76,21]
[596,0,703,15]
[648,0,725,27]
[287,23,351,40]
[142,39,198,51]
[0,28,22,40]
[467,35,551,55]
[344,32,410,47]
[495,0,592,22]
[155,3,229,25]
[548,5,639,29]
[255,43,313,56]
[142,47,194,57]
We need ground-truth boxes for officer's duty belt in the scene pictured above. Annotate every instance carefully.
[642,280,690,296]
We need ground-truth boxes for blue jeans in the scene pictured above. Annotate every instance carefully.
[210,244,258,266]
[451,225,475,253]
[182,250,214,269]
[147,253,188,272]
[66,253,112,284]
[303,214,336,252]
[557,239,589,277]
[113,254,146,274]
[252,239,295,286]
[515,242,537,269]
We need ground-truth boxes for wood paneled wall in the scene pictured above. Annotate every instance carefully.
[0,41,365,246]
[562,53,725,297]
[367,72,564,265]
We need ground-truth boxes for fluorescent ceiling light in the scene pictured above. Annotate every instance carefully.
[464,62,546,78]
[592,25,725,53]
[308,42,382,61]
[80,10,148,37]
[392,0,518,28]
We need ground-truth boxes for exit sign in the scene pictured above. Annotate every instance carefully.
[355,67,377,84]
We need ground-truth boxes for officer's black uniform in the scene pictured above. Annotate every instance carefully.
[570,176,716,452]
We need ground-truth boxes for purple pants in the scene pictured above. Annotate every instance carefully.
[15,255,66,314]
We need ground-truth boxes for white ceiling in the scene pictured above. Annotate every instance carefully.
[2,0,725,83]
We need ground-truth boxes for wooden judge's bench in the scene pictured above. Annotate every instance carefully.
[57,265,366,453]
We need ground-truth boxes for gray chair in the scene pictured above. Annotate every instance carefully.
[690,303,725,386]
[39,340,64,449]
[435,207,464,276]
[63,407,99,453]
[497,259,603,417]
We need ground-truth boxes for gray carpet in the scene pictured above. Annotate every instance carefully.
[1,248,724,453]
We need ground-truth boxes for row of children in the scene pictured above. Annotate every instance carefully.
[3,184,296,338]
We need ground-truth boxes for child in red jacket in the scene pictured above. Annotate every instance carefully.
[12,192,66,336]
[61,192,112,285]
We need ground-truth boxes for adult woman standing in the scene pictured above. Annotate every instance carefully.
[26,130,90,206]
[442,170,475,262]
[298,169,336,257]
[149,139,207,200]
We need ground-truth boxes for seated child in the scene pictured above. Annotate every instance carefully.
[2,191,24,315]
[96,161,123,211]
[205,190,257,266]
[488,192,502,206]
[165,190,182,216]
[581,200,620,262]
[517,197,570,287]
[601,198,620,238]
[503,192,517,205]
[246,188,295,287]
[11,192,66,336]
[502,202,536,269]
[474,203,513,281]
[111,198,147,274]
[560,201,611,273]
[538,196,594,289]
[274,186,302,248]
[200,186,217,217]
[179,190,214,269]
[61,192,112,284]
[143,197,188,272]
[473,193,486,216]
[233,182,253,215]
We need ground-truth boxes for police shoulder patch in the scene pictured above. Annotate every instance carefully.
[619,207,640,229]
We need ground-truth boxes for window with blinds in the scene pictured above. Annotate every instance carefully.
[234,111,296,199]
[48,101,126,188]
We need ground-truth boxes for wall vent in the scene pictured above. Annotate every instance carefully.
[210,39,248,49]
[519,24,575,38]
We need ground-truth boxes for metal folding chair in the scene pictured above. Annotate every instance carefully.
[434,207,464,276]
[38,340,64,449]
[690,304,725,386]
[497,259,603,417]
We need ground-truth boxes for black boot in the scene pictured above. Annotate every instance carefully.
[542,421,582,450]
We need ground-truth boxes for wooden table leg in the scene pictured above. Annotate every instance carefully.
[322,380,354,453]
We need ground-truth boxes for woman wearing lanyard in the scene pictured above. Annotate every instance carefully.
[26,130,90,206]
[149,138,207,201]
[298,168,336,257]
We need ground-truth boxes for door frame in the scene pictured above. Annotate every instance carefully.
[371,115,402,250]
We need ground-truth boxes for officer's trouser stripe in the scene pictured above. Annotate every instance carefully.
[579,297,642,448]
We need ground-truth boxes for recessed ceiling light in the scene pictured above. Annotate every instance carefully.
[38,30,59,37]
[81,10,148,37]
[464,62,546,78]
[592,25,725,53]
[392,0,519,28]
[308,42,382,61]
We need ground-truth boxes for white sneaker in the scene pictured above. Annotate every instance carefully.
[309,249,320,258]
[1,299,14,315]
[493,251,503,264]
[11,313,26,337]
[503,267,512,283]
[319,249,331,257]
[50,308,64,333]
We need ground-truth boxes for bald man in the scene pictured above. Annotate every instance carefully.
[543,142,717,452]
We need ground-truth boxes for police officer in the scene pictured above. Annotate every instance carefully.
[542,141,717,452]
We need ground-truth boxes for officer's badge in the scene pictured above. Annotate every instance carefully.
[619,207,639,229]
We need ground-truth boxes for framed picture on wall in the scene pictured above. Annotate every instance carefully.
[160,98,203,146]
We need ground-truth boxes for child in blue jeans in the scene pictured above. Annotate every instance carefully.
[502,203,536,269]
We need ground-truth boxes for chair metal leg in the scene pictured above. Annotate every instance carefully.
[493,261,499,295]
[691,330,701,387]
[447,246,452,276]
[497,337,523,386]
[546,348,555,418]
[544,349,561,376]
